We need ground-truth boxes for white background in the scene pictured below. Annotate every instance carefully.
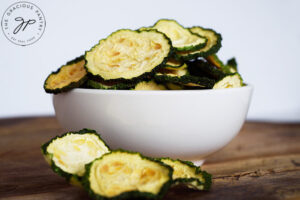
[0,0,299,121]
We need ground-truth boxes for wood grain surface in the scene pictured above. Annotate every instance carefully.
[0,117,299,200]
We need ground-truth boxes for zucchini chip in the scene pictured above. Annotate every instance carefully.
[41,129,110,184]
[206,54,234,74]
[213,73,243,89]
[160,158,212,190]
[206,54,224,69]
[226,57,238,73]
[155,73,215,89]
[151,19,207,52]
[187,59,225,81]
[165,83,184,90]
[44,56,87,94]
[87,79,135,90]
[176,26,222,60]
[85,29,172,81]
[157,63,189,77]
[134,80,167,90]
[164,58,185,70]
[83,150,173,200]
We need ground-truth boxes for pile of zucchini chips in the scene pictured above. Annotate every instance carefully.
[42,128,211,199]
[44,19,244,93]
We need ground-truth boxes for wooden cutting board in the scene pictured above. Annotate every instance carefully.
[0,117,300,200]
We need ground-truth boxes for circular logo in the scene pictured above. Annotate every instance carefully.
[1,1,46,46]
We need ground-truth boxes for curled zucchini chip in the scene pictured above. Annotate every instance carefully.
[213,73,243,89]
[155,73,215,89]
[158,64,189,77]
[160,158,212,190]
[187,59,225,81]
[134,80,167,90]
[83,150,173,200]
[87,79,135,90]
[206,54,224,69]
[226,57,238,73]
[176,26,222,60]
[44,56,87,94]
[41,129,110,183]
[164,58,185,70]
[85,29,172,81]
[156,66,191,89]
[151,19,207,52]
[206,54,235,74]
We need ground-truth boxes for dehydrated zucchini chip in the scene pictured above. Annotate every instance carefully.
[187,59,226,81]
[176,26,222,60]
[206,54,224,69]
[87,79,135,90]
[41,129,110,183]
[160,158,212,190]
[213,73,243,89]
[44,56,87,94]
[85,29,172,81]
[164,58,185,70]
[157,64,189,78]
[206,54,235,74]
[134,80,167,90]
[83,150,173,200]
[155,73,215,89]
[151,19,207,52]
[165,83,184,90]
[226,57,238,73]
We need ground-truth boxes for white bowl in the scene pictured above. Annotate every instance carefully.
[53,86,253,163]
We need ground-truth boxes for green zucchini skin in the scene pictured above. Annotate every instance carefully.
[151,19,207,52]
[82,149,173,200]
[176,171,211,191]
[190,26,222,56]
[226,58,237,69]
[41,129,110,183]
[226,57,238,72]
[163,59,184,69]
[185,168,212,191]
[65,55,85,65]
[86,79,135,90]
[44,55,87,94]
[175,26,222,61]
[206,54,224,68]
[187,59,226,81]
[84,29,173,83]
[154,74,215,89]
[206,54,236,74]
[159,157,212,191]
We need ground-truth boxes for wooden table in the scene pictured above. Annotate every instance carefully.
[0,117,299,200]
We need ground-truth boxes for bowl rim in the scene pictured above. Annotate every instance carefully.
[64,84,253,95]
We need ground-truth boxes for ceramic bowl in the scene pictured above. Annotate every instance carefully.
[53,85,253,164]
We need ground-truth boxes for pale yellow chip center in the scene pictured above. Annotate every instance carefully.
[153,20,206,49]
[213,74,242,89]
[46,60,86,89]
[89,152,170,197]
[86,30,170,80]
[161,159,204,182]
[47,134,109,176]
[134,80,166,90]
